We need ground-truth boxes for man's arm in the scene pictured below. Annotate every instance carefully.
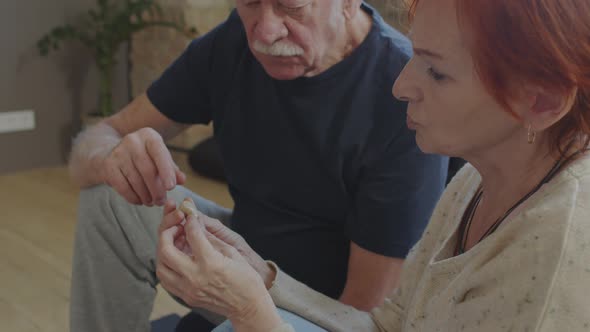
[339,242,403,311]
[340,106,447,311]
[69,93,189,195]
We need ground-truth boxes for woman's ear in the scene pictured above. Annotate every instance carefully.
[531,93,562,114]
[523,87,577,131]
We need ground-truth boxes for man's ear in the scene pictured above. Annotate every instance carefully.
[342,0,362,19]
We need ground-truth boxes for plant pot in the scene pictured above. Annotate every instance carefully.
[98,63,114,118]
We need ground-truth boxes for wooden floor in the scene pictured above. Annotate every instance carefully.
[0,151,233,332]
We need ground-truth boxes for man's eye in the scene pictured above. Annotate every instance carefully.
[245,1,261,8]
[280,4,303,14]
[427,67,447,82]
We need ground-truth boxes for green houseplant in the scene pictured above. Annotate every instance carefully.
[37,0,197,117]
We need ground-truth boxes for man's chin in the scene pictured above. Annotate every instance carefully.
[266,69,305,80]
[258,60,306,80]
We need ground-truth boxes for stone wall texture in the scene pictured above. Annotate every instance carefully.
[130,0,233,97]
[367,0,408,31]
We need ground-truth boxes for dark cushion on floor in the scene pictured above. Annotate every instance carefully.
[175,312,217,332]
[151,314,181,332]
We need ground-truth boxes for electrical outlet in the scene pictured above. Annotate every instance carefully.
[0,110,36,134]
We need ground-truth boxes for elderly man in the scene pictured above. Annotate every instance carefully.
[68,0,447,331]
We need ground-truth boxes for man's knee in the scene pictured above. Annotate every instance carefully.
[75,185,162,270]
[76,184,145,239]
[77,185,120,229]
[79,184,120,210]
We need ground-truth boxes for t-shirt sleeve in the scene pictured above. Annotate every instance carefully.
[146,10,243,125]
[347,126,448,258]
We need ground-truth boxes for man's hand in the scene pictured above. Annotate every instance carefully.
[68,93,190,193]
[100,127,186,206]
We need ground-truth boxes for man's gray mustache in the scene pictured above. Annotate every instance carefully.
[253,40,304,56]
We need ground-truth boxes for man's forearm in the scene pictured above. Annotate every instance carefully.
[68,122,122,188]
[339,243,404,311]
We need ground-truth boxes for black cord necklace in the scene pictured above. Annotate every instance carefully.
[455,150,584,256]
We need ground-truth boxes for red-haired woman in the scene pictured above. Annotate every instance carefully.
[155,0,590,331]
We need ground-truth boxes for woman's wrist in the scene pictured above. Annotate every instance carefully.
[229,292,284,332]
[251,257,277,290]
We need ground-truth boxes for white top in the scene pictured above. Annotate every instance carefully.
[268,155,590,331]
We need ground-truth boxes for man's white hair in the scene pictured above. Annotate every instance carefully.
[253,39,304,57]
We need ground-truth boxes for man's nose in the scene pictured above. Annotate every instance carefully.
[254,6,288,44]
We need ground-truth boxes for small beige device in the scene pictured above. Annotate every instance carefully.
[179,198,198,217]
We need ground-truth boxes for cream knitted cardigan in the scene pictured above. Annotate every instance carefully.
[268,156,590,332]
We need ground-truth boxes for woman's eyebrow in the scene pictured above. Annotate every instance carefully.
[413,47,445,60]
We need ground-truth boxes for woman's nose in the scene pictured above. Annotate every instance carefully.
[392,64,421,103]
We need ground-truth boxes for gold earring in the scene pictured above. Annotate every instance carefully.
[527,124,536,144]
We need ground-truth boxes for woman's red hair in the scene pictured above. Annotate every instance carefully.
[408,0,590,156]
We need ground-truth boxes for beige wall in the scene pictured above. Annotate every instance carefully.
[0,0,232,174]
[0,0,129,174]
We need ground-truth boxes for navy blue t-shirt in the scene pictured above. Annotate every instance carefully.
[148,4,448,299]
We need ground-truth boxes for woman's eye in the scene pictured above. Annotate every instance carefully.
[427,67,447,82]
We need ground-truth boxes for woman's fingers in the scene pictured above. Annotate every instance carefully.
[161,199,236,271]
[200,214,248,252]
[174,233,192,255]
[156,260,185,297]
[158,225,193,275]
[163,200,176,215]
[159,205,185,235]
[200,214,234,242]
[157,211,267,319]
[205,231,239,258]
[185,214,219,263]
[200,214,226,234]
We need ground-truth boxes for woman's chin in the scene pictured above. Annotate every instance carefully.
[417,143,436,155]
[415,133,431,153]
[415,135,445,156]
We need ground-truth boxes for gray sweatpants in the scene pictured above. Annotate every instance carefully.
[69,185,232,332]
[213,309,327,332]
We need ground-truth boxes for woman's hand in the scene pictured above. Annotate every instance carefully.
[159,199,277,288]
[156,199,283,330]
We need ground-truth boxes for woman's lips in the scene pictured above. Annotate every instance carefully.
[406,114,418,130]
